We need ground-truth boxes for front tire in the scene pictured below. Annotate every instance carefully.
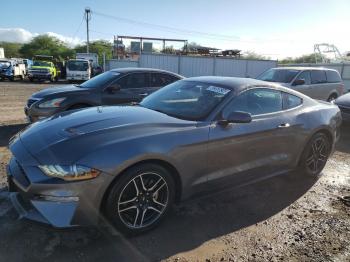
[105,163,175,235]
[299,132,331,176]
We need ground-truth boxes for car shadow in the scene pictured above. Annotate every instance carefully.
[0,170,318,262]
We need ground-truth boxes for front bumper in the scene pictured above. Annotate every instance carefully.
[28,73,52,80]
[66,76,90,81]
[0,72,14,79]
[7,155,114,228]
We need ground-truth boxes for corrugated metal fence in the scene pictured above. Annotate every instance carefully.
[106,53,277,78]
[279,63,350,92]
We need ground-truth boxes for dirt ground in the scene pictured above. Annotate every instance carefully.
[0,80,65,125]
[0,81,349,262]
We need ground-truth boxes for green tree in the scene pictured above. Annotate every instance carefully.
[74,40,113,64]
[19,35,74,60]
[0,42,23,58]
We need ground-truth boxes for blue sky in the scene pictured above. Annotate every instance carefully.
[1,0,349,59]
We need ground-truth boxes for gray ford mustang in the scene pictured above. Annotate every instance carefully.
[7,76,341,234]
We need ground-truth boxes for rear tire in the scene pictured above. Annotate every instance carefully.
[104,163,175,235]
[29,77,33,82]
[299,132,331,176]
[327,93,338,102]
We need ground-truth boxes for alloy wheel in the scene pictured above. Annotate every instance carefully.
[117,172,169,229]
[305,136,328,174]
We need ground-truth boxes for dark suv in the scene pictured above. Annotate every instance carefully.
[25,68,183,122]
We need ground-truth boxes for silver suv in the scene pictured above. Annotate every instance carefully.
[257,67,345,101]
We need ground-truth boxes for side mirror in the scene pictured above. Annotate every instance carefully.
[292,79,305,86]
[107,84,121,94]
[218,111,252,126]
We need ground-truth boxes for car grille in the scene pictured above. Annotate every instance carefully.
[30,69,49,73]
[339,106,350,114]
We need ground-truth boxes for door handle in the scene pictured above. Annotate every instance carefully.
[277,123,290,128]
[139,93,148,97]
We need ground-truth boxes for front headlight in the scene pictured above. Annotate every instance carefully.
[38,97,66,108]
[39,165,101,181]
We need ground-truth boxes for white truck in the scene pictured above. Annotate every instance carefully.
[75,53,103,76]
[0,48,4,59]
[0,58,26,81]
[66,59,92,82]
[76,53,99,67]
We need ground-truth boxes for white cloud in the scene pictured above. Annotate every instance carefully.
[45,32,83,47]
[0,28,84,47]
[0,28,36,43]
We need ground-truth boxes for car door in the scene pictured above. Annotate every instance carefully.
[310,70,328,100]
[101,72,150,105]
[206,88,296,188]
[325,70,343,100]
[292,70,314,97]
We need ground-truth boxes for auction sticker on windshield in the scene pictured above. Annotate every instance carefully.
[206,86,231,95]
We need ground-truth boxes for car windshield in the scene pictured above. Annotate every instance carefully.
[80,71,120,88]
[257,68,300,83]
[33,61,51,67]
[67,60,89,71]
[0,61,10,68]
[140,80,231,121]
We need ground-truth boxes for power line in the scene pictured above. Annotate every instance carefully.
[93,10,245,42]
[72,15,85,39]
[90,29,114,37]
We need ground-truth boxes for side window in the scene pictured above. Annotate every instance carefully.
[150,73,178,87]
[326,70,342,83]
[283,92,303,110]
[311,70,327,84]
[294,71,311,85]
[117,73,149,89]
[224,88,283,116]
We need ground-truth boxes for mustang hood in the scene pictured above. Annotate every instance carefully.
[31,85,90,98]
[17,106,195,165]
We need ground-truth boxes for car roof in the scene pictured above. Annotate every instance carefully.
[183,76,313,98]
[110,67,184,77]
[272,66,338,72]
[183,76,275,91]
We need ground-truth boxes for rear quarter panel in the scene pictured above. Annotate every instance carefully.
[293,100,341,163]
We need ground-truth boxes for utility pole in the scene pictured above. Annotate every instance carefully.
[85,7,91,53]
